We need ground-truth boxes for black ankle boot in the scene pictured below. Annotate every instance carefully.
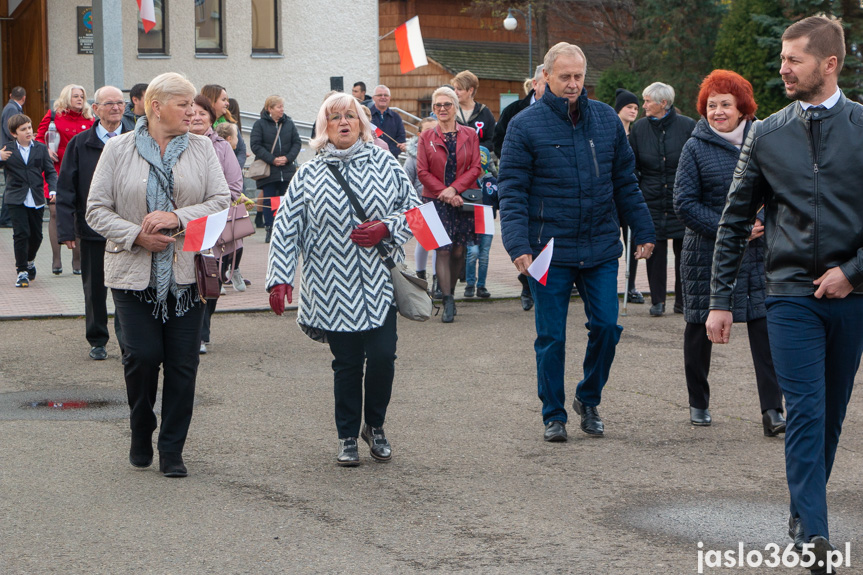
[416,270,426,280]
[159,451,187,478]
[432,276,442,299]
[255,211,264,228]
[265,226,272,243]
[442,295,455,323]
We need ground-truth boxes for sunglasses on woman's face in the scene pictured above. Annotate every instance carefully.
[433,102,453,110]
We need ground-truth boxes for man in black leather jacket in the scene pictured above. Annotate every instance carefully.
[707,17,863,570]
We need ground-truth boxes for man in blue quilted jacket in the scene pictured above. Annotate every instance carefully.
[498,42,655,442]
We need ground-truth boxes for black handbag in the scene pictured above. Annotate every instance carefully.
[326,164,432,321]
[461,188,482,203]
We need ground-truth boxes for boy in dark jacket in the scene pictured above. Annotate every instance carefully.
[0,113,57,287]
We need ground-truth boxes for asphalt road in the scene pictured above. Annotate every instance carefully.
[1,301,861,574]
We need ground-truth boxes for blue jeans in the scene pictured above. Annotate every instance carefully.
[530,261,623,424]
[766,295,863,540]
[465,233,493,287]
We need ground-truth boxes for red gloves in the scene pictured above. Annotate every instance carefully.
[350,220,390,247]
[269,284,292,316]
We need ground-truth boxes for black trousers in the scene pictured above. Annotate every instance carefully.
[646,238,682,307]
[8,205,43,272]
[112,289,204,453]
[262,181,289,227]
[684,318,784,412]
[327,307,398,438]
[80,239,123,349]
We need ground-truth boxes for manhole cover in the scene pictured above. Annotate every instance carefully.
[0,389,131,421]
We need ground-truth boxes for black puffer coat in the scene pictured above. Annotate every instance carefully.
[674,118,766,324]
[631,108,695,240]
[250,110,301,187]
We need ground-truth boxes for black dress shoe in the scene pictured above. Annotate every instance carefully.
[337,438,360,467]
[73,269,82,275]
[788,515,805,552]
[89,346,108,360]
[543,421,567,442]
[52,267,62,275]
[572,397,604,436]
[129,434,154,468]
[809,536,837,575]
[464,284,475,297]
[477,286,491,298]
[520,292,534,311]
[159,451,187,477]
[690,407,712,426]
[627,289,644,304]
[649,302,665,316]
[361,424,392,462]
[763,409,786,437]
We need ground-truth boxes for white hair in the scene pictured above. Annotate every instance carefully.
[642,82,675,109]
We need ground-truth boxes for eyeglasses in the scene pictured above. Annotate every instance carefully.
[97,101,125,109]
[432,102,453,110]
[327,112,359,122]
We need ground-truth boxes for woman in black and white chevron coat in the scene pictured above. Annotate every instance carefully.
[266,92,420,467]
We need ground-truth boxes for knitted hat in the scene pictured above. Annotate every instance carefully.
[614,88,639,113]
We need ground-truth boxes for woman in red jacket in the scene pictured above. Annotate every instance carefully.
[418,86,482,323]
[36,84,94,274]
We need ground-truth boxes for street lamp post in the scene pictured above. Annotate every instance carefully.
[503,4,533,78]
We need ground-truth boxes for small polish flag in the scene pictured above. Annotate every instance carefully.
[474,204,494,235]
[406,202,451,250]
[527,238,554,286]
[374,126,384,138]
[137,0,156,34]
[182,208,229,252]
[394,16,428,74]
[270,196,282,215]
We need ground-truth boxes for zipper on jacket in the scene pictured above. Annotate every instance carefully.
[807,119,820,277]
[537,200,545,245]
[589,139,600,178]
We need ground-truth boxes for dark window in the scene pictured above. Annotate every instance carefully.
[195,0,223,54]
[138,0,167,54]
[252,0,279,53]
[419,99,432,119]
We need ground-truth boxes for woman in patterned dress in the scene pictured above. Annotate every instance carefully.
[266,92,420,467]
[417,87,483,323]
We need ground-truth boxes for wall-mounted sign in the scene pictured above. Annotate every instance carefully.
[78,6,93,54]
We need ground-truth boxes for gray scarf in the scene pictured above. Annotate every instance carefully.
[134,117,195,322]
[323,138,365,162]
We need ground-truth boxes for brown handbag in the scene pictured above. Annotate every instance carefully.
[194,253,221,302]
[247,122,283,180]
[216,204,255,249]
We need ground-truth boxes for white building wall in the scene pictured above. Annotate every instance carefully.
[47,0,379,125]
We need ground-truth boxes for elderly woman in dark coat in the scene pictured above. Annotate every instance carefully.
[630,82,695,316]
[673,70,784,434]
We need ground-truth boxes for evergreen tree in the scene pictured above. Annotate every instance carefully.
[629,0,727,117]
[713,0,787,116]
[595,63,644,107]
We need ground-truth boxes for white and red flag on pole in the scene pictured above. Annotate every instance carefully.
[182,208,229,252]
[270,196,282,215]
[137,0,156,33]
[405,202,451,250]
[527,238,554,286]
[394,16,428,74]
[374,126,384,138]
[473,205,495,235]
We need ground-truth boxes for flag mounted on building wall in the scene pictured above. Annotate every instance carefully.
[394,16,428,74]
[137,0,156,33]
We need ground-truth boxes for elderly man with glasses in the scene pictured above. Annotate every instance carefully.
[55,86,135,361]
[367,84,406,156]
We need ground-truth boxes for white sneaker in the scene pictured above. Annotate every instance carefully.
[220,285,226,296]
[199,342,208,354]
[231,269,246,292]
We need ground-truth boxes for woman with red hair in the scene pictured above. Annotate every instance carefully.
[673,69,785,434]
